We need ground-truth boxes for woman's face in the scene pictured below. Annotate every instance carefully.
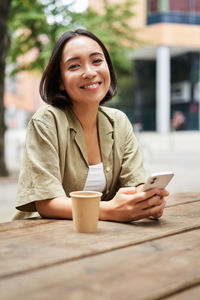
[59,36,111,107]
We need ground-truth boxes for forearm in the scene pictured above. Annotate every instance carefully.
[35,197,73,219]
[35,187,167,222]
[35,197,112,221]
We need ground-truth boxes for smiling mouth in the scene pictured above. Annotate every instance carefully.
[80,82,102,89]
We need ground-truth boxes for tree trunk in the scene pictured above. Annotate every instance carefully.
[0,0,11,176]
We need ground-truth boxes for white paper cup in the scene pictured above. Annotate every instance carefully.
[70,191,102,233]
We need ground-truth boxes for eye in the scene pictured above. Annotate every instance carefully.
[68,64,80,70]
[93,58,103,64]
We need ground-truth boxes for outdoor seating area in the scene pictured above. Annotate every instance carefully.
[1,1,200,299]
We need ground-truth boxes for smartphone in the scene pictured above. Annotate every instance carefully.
[142,171,174,192]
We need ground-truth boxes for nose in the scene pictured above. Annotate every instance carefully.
[82,64,96,79]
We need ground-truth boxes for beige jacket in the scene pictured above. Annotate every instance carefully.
[13,104,146,220]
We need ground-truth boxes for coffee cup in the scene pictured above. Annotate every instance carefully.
[70,191,102,233]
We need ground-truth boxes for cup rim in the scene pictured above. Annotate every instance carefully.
[69,191,103,198]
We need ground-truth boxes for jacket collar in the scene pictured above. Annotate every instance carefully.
[98,107,114,167]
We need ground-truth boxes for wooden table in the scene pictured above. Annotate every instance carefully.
[1,193,200,300]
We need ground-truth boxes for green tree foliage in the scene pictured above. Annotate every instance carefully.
[8,0,138,76]
[8,0,72,73]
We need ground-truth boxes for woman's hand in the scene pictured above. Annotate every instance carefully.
[136,184,169,220]
[100,187,169,222]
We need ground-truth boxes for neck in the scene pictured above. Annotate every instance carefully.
[71,104,99,130]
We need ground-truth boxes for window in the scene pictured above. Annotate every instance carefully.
[148,0,158,13]
[169,0,200,13]
[170,0,190,12]
[195,0,200,12]
[147,0,200,24]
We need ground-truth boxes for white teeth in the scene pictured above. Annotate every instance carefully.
[83,83,99,89]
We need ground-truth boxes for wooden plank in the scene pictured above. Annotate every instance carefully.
[164,284,200,300]
[166,192,200,207]
[0,229,200,300]
[1,201,200,279]
[0,218,56,232]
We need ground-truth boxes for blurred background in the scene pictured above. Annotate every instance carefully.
[0,0,200,222]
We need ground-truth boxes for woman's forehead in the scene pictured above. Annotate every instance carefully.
[62,36,104,58]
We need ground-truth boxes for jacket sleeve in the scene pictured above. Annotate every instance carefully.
[16,118,66,212]
[118,113,147,187]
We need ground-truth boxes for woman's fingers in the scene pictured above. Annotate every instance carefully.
[138,195,163,210]
[142,200,166,218]
[150,199,166,219]
[128,188,161,204]
[116,188,166,211]
[159,188,169,197]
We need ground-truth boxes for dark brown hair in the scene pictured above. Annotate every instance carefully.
[39,28,117,107]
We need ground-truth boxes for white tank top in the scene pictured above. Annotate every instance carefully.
[83,162,106,193]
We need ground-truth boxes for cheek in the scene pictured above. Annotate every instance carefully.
[102,66,111,87]
[107,72,111,86]
[62,72,72,84]
[62,73,76,92]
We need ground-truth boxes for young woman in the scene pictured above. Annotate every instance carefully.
[14,29,168,222]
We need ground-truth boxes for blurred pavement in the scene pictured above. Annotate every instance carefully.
[0,130,200,223]
[137,131,200,194]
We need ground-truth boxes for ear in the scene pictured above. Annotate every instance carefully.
[59,79,65,91]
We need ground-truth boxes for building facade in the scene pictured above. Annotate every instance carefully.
[131,0,200,131]
[4,70,42,129]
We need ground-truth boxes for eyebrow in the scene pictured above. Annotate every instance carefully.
[64,52,104,64]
